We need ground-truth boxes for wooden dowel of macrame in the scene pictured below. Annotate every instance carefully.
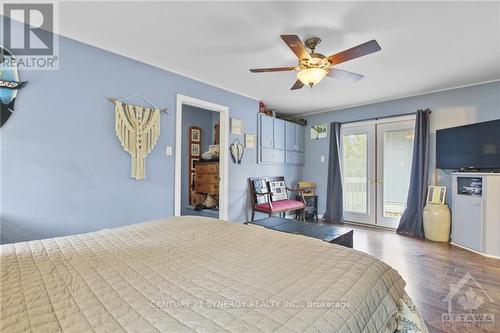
[107,97,167,113]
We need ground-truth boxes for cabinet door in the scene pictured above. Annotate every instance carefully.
[273,118,285,150]
[286,151,305,164]
[260,115,274,148]
[452,194,483,252]
[296,124,305,152]
[261,148,285,163]
[285,122,296,151]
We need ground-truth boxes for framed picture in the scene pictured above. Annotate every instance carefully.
[311,124,327,140]
[427,186,447,204]
[190,158,199,171]
[231,118,243,135]
[191,128,201,142]
[245,133,256,149]
[190,172,196,189]
[191,143,200,156]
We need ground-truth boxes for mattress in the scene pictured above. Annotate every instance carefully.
[1,216,408,332]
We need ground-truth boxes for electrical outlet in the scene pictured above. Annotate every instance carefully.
[320,155,325,162]
[165,146,172,156]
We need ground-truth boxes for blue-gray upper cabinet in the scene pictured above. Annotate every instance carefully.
[259,114,274,148]
[285,122,305,165]
[286,122,305,152]
[285,122,296,151]
[296,124,305,152]
[285,122,305,164]
[273,118,285,150]
[258,114,285,164]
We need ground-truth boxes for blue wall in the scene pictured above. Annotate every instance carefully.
[303,81,500,214]
[0,20,302,244]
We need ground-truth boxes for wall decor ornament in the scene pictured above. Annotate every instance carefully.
[231,118,243,135]
[191,128,201,142]
[311,123,328,139]
[245,133,256,149]
[188,126,202,205]
[230,138,245,164]
[112,100,161,180]
[1,47,27,127]
[191,143,200,156]
[190,158,199,171]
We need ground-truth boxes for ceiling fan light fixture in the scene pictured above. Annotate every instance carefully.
[297,68,327,87]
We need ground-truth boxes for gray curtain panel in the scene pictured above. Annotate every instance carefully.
[323,122,343,224]
[397,109,431,239]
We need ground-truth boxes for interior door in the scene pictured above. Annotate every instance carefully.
[341,124,376,224]
[376,120,415,228]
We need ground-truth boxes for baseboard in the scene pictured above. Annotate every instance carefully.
[450,242,500,259]
[343,220,396,231]
[313,215,397,231]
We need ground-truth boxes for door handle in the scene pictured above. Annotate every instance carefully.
[368,179,375,184]
[377,179,383,183]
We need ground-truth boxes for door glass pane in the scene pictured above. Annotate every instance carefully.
[343,134,368,213]
[383,129,414,218]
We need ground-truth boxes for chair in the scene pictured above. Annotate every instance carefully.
[249,176,306,221]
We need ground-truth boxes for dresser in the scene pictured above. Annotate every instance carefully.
[194,161,219,195]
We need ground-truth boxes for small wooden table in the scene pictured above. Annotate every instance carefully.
[246,217,353,248]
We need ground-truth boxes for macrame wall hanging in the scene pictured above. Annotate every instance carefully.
[108,95,166,180]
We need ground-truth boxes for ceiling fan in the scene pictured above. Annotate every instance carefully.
[249,35,381,90]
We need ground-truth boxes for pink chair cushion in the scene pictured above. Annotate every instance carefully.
[255,199,305,212]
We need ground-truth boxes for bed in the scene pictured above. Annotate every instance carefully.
[1,216,427,332]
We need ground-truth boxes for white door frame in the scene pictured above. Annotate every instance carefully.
[175,94,229,220]
[340,115,416,228]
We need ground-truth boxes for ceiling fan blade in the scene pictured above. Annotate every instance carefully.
[249,66,295,73]
[327,40,381,65]
[280,35,312,61]
[291,80,304,90]
[327,68,364,82]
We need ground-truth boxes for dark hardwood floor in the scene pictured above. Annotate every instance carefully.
[347,224,500,333]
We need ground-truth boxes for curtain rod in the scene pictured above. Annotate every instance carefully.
[340,109,431,125]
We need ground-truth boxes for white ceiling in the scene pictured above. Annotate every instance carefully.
[57,1,500,114]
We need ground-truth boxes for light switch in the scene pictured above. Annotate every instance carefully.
[320,155,325,162]
[165,146,173,156]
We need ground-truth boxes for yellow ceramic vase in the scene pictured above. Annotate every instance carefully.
[423,203,451,242]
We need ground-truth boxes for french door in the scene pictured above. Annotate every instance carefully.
[341,117,415,228]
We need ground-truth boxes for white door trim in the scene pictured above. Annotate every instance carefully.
[341,115,416,129]
[340,115,416,228]
[175,94,229,220]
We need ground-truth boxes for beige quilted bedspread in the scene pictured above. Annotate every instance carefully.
[1,216,406,332]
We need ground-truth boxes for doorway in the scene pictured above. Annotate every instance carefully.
[175,95,229,220]
[340,116,415,228]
